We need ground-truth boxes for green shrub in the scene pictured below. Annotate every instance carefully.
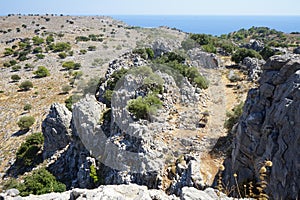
[127,94,162,120]
[202,43,217,53]
[4,48,14,56]
[106,68,128,90]
[231,48,262,63]
[9,59,17,66]
[19,80,33,91]
[24,64,35,71]
[46,35,54,44]
[260,46,275,60]
[80,49,87,54]
[16,168,66,196]
[23,103,32,111]
[12,65,21,71]
[11,74,21,82]
[224,102,244,131]
[58,52,67,59]
[133,48,155,59]
[75,36,90,42]
[190,33,212,45]
[62,61,75,70]
[32,36,44,45]
[17,116,35,130]
[88,45,96,51]
[65,94,81,111]
[34,66,50,78]
[32,47,43,54]
[16,132,43,166]
[35,54,45,59]
[53,42,71,52]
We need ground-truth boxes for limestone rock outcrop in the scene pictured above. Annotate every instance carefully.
[41,103,95,189]
[223,54,300,199]
[1,184,240,200]
[241,57,265,82]
[187,48,220,69]
[151,38,182,57]
[42,103,72,158]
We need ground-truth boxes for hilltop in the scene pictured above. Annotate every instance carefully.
[0,15,299,199]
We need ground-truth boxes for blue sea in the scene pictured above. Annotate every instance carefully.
[112,15,300,36]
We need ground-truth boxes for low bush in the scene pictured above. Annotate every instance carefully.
[62,61,81,70]
[19,80,33,91]
[58,52,67,59]
[16,168,66,196]
[127,94,162,120]
[34,66,50,78]
[11,74,21,82]
[23,104,32,111]
[17,116,35,130]
[231,48,262,63]
[16,132,43,166]
[53,42,71,52]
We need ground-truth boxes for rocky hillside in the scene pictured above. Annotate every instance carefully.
[222,54,300,199]
[1,15,300,200]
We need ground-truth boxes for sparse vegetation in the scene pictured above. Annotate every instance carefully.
[231,48,262,63]
[16,132,43,166]
[224,102,244,131]
[14,168,66,196]
[62,61,81,70]
[11,74,21,82]
[17,116,35,130]
[127,94,162,120]
[53,42,71,52]
[19,80,33,91]
[23,103,32,111]
[34,66,50,78]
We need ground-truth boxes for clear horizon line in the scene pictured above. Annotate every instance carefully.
[1,13,300,17]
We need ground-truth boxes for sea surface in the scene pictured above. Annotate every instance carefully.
[112,15,300,36]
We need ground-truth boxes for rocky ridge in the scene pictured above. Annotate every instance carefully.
[223,54,300,199]
[0,184,250,200]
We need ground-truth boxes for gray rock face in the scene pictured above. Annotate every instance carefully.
[187,48,220,69]
[1,185,243,200]
[42,103,72,158]
[224,54,300,199]
[243,39,264,51]
[151,38,182,57]
[42,102,95,189]
[294,46,300,54]
[241,57,265,81]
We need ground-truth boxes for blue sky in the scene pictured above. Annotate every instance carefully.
[0,0,299,16]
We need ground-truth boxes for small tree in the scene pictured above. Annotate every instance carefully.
[34,66,50,78]
[17,116,35,130]
[11,74,21,82]
[19,80,33,91]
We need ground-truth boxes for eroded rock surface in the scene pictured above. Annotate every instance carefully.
[223,54,300,199]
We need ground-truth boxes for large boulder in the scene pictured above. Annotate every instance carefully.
[187,48,220,69]
[223,54,300,199]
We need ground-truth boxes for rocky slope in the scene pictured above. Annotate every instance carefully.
[1,184,248,200]
[222,54,300,199]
